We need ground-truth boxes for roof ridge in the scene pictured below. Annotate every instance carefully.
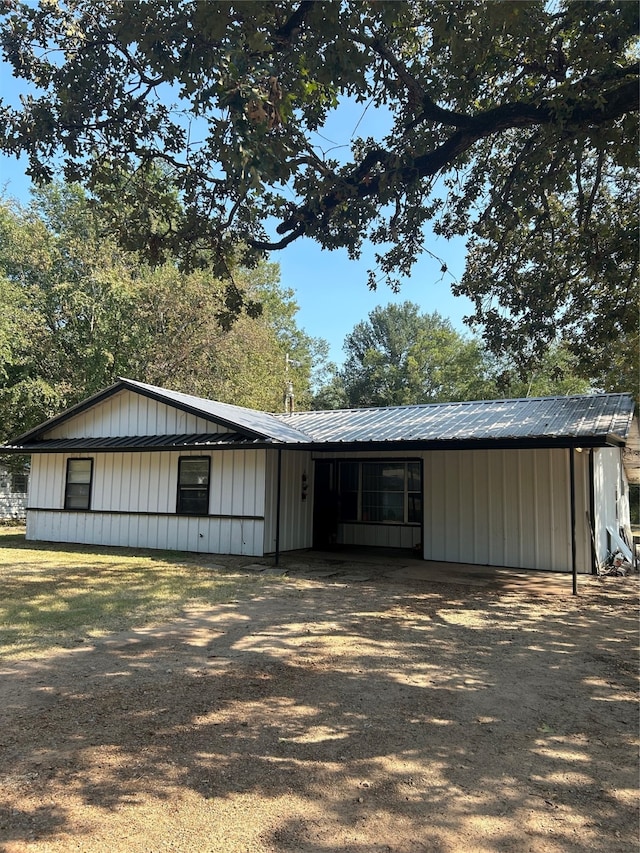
[276,391,634,418]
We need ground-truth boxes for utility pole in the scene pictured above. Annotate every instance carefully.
[284,353,301,414]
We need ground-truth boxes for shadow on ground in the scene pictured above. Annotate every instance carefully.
[0,547,638,852]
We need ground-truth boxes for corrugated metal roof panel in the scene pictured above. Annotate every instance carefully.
[3,386,634,453]
[275,394,634,444]
[3,433,263,453]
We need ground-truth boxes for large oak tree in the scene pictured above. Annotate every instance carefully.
[1,1,637,381]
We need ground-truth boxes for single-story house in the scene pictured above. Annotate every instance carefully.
[0,463,29,519]
[0,378,635,576]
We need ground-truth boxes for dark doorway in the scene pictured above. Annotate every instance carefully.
[313,461,339,548]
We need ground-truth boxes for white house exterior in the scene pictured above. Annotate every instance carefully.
[1,378,635,575]
[0,464,28,519]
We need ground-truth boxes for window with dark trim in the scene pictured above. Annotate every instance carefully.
[337,460,422,525]
[64,458,93,510]
[10,471,28,493]
[177,457,210,515]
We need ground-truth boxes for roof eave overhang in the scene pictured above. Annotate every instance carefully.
[0,439,282,454]
[2,435,626,455]
[302,435,627,453]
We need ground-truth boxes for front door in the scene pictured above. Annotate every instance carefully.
[313,461,338,548]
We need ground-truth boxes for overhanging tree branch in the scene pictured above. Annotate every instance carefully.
[274,71,638,241]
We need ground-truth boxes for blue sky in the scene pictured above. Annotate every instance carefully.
[278,234,471,364]
[0,62,474,367]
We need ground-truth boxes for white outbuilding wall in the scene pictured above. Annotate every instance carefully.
[0,465,28,519]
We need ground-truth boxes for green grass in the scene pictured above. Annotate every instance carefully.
[0,527,270,659]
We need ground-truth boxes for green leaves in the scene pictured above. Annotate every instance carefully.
[0,1,637,376]
[0,183,328,440]
[338,302,497,407]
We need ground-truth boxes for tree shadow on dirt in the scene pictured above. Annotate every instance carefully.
[0,570,637,851]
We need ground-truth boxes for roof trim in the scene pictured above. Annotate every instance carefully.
[0,433,623,456]
[1,433,272,453]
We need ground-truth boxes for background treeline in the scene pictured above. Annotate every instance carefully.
[0,184,327,441]
[0,183,601,448]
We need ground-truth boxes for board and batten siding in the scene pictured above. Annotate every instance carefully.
[46,389,225,438]
[263,449,314,553]
[314,447,590,572]
[423,447,590,573]
[592,446,630,565]
[27,449,267,556]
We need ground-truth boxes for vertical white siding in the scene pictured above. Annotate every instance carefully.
[210,450,266,518]
[592,447,630,565]
[338,523,420,549]
[27,449,267,557]
[314,447,590,572]
[29,454,66,508]
[27,510,265,556]
[46,389,225,438]
[423,447,590,573]
[25,443,602,570]
[263,450,314,553]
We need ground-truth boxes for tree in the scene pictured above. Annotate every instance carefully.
[489,343,592,399]
[0,185,325,440]
[457,152,639,386]
[316,303,592,408]
[338,302,497,407]
[0,1,637,375]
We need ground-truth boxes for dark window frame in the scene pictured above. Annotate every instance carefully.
[336,459,422,526]
[10,470,28,494]
[64,458,94,511]
[176,456,211,516]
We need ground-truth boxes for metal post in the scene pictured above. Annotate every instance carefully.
[275,448,282,566]
[588,449,598,574]
[570,447,577,596]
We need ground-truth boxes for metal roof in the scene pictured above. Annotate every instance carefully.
[119,379,311,443]
[274,394,635,446]
[1,384,634,454]
[5,433,264,454]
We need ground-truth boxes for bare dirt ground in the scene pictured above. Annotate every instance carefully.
[0,554,638,853]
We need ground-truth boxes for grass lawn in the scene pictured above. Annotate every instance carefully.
[0,526,269,659]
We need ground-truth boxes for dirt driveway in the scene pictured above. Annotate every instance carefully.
[0,557,638,853]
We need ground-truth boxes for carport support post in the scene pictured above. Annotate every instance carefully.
[570,447,578,596]
[275,448,282,566]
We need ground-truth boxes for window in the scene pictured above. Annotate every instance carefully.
[177,457,210,515]
[337,460,422,525]
[10,471,28,493]
[64,459,93,510]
